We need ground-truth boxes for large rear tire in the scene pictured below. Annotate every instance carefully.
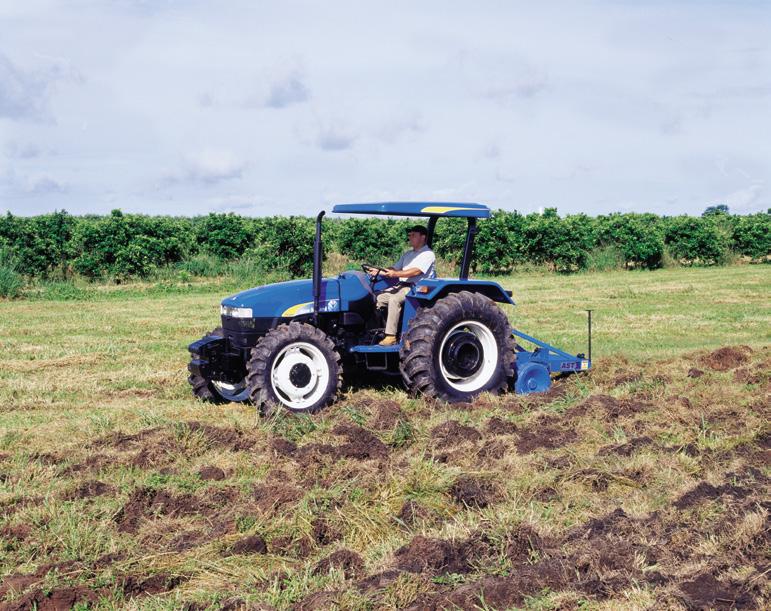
[188,327,251,404]
[400,291,515,402]
[246,322,342,416]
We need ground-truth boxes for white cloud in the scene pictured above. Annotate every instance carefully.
[265,73,310,108]
[181,149,246,185]
[0,52,82,122]
[723,181,766,213]
[316,126,355,152]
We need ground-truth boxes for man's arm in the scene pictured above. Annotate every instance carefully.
[382,267,422,278]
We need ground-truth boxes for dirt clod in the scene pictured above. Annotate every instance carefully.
[449,476,498,508]
[198,465,226,481]
[367,400,405,431]
[516,424,577,454]
[396,500,437,527]
[63,479,114,500]
[270,438,297,456]
[485,416,517,436]
[313,549,364,579]
[679,573,752,610]
[431,420,482,447]
[311,517,341,545]
[701,346,752,371]
[228,535,267,555]
[252,483,302,513]
[114,487,199,533]
[331,423,389,460]
[674,482,751,509]
[394,536,470,575]
[122,573,187,597]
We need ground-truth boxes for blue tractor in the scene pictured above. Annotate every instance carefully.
[188,202,591,414]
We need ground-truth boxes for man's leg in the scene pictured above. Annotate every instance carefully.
[385,286,410,336]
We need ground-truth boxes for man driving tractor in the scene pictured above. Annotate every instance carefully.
[371,224,436,346]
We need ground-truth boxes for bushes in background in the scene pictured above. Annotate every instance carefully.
[0,208,767,288]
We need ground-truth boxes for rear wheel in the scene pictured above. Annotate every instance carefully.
[400,291,515,402]
[188,327,250,404]
[246,322,342,415]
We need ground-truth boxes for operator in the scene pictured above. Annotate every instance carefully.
[372,224,436,346]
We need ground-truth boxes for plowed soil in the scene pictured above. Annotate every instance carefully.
[1,344,769,609]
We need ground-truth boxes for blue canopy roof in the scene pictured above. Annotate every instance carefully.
[331,201,490,218]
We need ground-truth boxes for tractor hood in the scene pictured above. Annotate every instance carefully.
[221,278,341,318]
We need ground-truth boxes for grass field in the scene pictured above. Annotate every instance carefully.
[0,265,769,610]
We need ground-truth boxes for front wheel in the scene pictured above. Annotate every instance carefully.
[188,327,250,404]
[400,291,515,402]
[246,322,342,415]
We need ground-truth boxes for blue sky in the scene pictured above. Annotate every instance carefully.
[0,0,769,217]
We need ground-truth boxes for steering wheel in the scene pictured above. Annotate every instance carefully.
[362,264,389,285]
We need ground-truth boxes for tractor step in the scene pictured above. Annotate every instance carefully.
[350,343,401,353]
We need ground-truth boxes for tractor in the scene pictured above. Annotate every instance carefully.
[187,202,591,414]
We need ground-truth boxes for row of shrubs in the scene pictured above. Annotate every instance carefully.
[0,208,768,296]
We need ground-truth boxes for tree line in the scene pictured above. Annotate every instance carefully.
[0,208,767,288]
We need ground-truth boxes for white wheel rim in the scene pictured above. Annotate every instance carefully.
[212,379,250,402]
[438,320,499,393]
[270,342,330,410]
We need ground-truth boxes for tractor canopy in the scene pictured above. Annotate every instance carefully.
[331,202,490,218]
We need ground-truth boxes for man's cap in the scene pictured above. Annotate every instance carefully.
[406,224,428,236]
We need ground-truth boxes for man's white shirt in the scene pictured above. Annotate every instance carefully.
[393,245,436,284]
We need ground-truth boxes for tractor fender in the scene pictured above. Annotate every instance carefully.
[410,279,515,305]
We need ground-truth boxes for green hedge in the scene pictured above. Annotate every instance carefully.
[0,209,767,285]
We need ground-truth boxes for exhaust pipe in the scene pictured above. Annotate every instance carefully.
[312,211,325,325]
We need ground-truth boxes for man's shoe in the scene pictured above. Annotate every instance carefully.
[378,335,398,346]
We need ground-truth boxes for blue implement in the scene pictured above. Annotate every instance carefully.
[511,328,591,394]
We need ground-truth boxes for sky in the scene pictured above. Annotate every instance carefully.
[0,0,769,218]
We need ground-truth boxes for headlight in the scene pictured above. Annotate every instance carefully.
[221,305,253,318]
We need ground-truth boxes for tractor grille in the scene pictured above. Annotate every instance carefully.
[221,315,289,349]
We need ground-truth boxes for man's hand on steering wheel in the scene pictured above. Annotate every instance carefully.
[362,263,391,279]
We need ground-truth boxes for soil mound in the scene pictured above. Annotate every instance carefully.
[184,421,256,451]
[311,517,341,545]
[270,437,297,456]
[121,573,187,597]
[396,500,436,527]
[598,436,653,457]
[516,423,577,454]
[63,479,114,500]
[430,420,481,447]
[228,535,267,555]
[393,536,471,575]
[445,561,569,610]
[485,416,517,436]
[679,573,752,609]
[198,465,226,481]
[674,482,751,509]
[3,586,100,611]
[356,569,401,592]
[252,483,302,513]
[449,476,498,508]
[701,346,752,371]
[331,424,389,460]
[114,487,199,533]
[366,400,405,431]
[313,549,364,579]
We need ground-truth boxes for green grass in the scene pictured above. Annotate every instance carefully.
[0,264,768,609]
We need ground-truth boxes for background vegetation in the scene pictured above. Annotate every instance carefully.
[0,208,768,298]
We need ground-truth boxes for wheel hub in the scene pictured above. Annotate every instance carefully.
[289,362,312,388]
[441,331,483,377]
